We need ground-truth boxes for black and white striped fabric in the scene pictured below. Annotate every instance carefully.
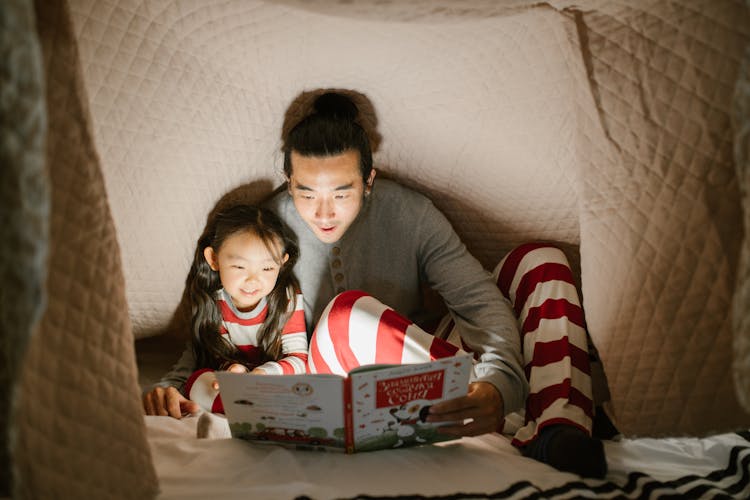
[337,432,750,500]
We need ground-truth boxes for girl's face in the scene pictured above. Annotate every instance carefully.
[204,230,288,312]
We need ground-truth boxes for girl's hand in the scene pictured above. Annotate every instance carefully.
[212,363,250,390]
[226,363,250,374]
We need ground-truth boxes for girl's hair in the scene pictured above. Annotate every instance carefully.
[283,92,373,183]
[185,205,300,370]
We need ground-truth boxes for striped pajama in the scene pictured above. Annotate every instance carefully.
[184,291,308,413]
[307,290,464,376]
[308,243,594,448]
[493,243,593,445]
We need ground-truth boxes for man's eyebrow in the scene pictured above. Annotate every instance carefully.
[293,182,355,191]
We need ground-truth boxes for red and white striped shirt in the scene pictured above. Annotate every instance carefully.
[216,289,308,374]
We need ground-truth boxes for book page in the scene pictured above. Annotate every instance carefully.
[348,355,472,451]
[217,372,346,449]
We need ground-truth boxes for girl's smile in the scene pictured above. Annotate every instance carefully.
[204,231,288,312]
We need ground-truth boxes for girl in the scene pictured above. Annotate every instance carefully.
[180,204,307,414]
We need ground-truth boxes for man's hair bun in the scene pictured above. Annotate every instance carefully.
[313,92,358,121]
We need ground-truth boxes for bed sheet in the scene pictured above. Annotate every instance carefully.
[145,416,749,499]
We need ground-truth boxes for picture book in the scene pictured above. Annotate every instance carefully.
[216,354,473,453]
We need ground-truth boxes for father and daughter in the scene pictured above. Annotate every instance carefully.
[142,91,609,478]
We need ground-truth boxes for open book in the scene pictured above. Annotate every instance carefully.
[216,354,472,453]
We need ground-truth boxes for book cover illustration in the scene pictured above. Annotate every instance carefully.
[347,355,472,452]
[219,373,347,449]
[216,354,472,452]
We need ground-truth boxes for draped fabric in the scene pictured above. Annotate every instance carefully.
[5,1,159,498]
[732,16,750,415]
[0,1,48,495]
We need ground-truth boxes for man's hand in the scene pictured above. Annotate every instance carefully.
[142,385,200,419]
[425,381,504,437]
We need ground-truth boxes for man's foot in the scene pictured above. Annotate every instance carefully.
[521,425,607,478]
[592,406,620,440]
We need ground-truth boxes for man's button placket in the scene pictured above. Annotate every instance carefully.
[331,247,344,288]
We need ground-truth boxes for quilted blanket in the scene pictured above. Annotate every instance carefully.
[4,0,158,498]
[3,0,750,498]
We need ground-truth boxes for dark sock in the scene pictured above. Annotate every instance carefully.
[592,406,620,440]
[521,425,608,479]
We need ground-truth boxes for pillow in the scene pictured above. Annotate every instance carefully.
[572,1,750,436]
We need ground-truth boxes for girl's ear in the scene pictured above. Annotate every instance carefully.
[203,246,219,271]
[282,253,289,264]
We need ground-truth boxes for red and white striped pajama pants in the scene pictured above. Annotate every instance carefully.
[184,368,225,414]
[307,243,594,447]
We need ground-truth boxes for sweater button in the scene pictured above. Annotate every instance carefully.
[332,246,341,256]
[336,287,346,294]
[334,273,344,282]
[331,259,341,269]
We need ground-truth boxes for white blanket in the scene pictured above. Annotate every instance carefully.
[146,416,749,499]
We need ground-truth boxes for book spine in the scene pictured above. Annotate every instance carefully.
[344,375,354,453]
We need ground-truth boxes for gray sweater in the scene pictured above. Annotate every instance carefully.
[265,179,527,413]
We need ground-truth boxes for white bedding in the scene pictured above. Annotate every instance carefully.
[146,416,749,499]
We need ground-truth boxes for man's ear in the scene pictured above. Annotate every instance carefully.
[365,169,377,196]
[203,247,219,271]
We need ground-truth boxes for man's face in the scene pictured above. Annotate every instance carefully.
[288,149,375,244]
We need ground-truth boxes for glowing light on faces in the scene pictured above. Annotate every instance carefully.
[204,231,288,312]
[288,149,375,244]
